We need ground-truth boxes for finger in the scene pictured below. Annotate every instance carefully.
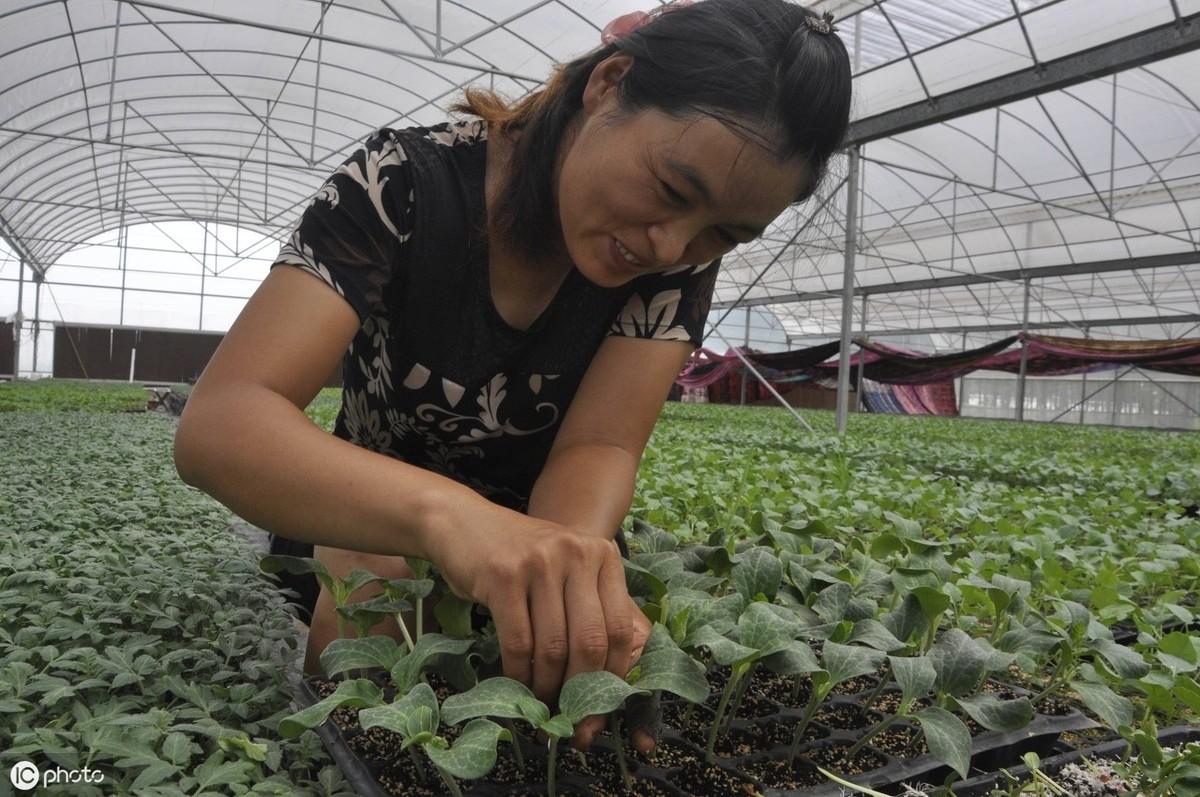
[564,552,612,685]
[572,714,605,751]
[626,600,651,668]
[490,577,534,690]
[596,549,635,679]
[633,729,656,755]
[624,691,662,751]
[531,569,569,707]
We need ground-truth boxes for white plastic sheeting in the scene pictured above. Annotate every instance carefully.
[0,0,1197,345]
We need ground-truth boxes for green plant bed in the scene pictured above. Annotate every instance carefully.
[0,411,357,795]
[267,515,1170,797]
[0,378,148,412]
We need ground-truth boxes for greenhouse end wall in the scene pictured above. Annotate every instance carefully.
[960,372,1200,431]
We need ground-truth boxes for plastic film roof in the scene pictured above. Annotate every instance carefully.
[1,0,1198,343]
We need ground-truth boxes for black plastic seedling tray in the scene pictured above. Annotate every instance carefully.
[941,724,1200,797]
[298,668,1099,797]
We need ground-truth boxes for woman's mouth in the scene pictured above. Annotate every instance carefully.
[610,236,644,273]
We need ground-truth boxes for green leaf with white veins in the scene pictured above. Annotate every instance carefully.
[441,677,549,727]
[889,655,936,708]
[955,693,1033,732]
[761,641,821,677]
[278,679,383,739]
[848,619,905,652]
[1070,680,1133,731]
[731,547,781,602]
[930,629,989,697]
[359,682,440,746]
[737,601,798,656]
[320,636,406,678]
[557,671,648,725]
[820,642,885,688]
[627,634,710,704]
[425,718,511,780]
[1091,639,1151,679]
[813,582,851,623]
[882,594,929,646]
[633,552,685,585]
[390,633,475,692]
[915,706,972,779]
[381,577,434,602]
[685,624,756,666]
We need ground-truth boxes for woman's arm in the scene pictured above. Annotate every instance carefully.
[177,266,636,731]
[524,334,693,751]
[174,266,501,562]
[527,335,693,538]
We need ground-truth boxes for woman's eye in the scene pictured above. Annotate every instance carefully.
[717,229,739,247]
[659,180,687,205]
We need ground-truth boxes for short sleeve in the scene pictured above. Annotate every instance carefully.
[608,257,721,348]
[270,128,415,323]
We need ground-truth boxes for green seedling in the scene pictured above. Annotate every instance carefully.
[440,671,648,797]
[359,681,511,797]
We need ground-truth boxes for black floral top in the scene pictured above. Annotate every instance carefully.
[270,118,719,513]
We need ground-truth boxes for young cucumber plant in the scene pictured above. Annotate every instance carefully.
[360,681,511,797]
[840,631,1034,782]
[441,670,648,797]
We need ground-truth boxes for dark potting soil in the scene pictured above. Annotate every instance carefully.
[712,718,826,758]
[814,703,882,731]
[560,746,620,779]
[661,703,715,747]
[585,775,679,796]
[830,675,879,696]
[866,689,934,714]
[980,681,1019,699]
[703,687,778,720]
[871,724,929,757]
[739,756,825,790]
[668,759,760,797]
[805,741,888,776]
[626,738,702,770]
[753,672,812,708]
[1060,727,1120,750]
[1035,695,1074,716]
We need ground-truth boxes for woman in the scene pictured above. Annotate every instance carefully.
[174,0,850,756]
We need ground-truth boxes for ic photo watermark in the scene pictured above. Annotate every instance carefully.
[9,759,105,792]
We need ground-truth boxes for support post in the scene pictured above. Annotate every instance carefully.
[32,276,40,377]
[200,221,207,330]
[118,163,129,327]
[835,146,861,436]
[1079,326,1088,425]
[739,307,750,406]
[856,294,867,410]
[12,256,23,379]
[1109,369,1120,426]
[957,331,967,416]
[1015,277,1031,421]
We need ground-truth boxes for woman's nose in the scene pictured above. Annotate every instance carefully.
[646,219,693,267]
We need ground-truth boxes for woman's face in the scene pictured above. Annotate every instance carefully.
[555,53,809,288]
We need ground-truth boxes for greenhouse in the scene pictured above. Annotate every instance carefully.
[1,0,1198,795]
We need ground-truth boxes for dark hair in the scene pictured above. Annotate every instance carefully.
[452,0,853,264]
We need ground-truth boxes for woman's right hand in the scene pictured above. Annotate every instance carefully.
[429,509,638,713]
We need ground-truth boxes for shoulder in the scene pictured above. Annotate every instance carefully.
[369,118,488,157]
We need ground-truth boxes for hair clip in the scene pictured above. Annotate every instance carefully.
[804,11,838,35]
[601,0,693,45]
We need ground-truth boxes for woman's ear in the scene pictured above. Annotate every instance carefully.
[580,53,634,116]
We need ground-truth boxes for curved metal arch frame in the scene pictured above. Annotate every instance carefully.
[2,0,1197,344]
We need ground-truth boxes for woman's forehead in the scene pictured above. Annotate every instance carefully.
[642,112,807,224]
